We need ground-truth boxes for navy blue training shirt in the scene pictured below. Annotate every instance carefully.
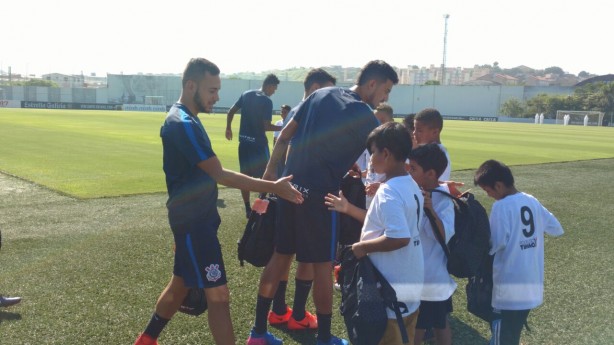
[284,87,379,194]
[234,90,273,145]
[160,103,219,230]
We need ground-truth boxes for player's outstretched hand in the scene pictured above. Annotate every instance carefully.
[324,191,349,214]
[440,180,464,197]
[365,182,381,197]
[225,128,233,140]
[274,175,303,204]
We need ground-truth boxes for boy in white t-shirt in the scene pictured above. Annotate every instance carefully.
[407,143,456,345]
[326,122,424,345]
[413,108,451,181]
[273,105,291,146]
[474,160,564,345]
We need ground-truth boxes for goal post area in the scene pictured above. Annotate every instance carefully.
[556,110,604,126]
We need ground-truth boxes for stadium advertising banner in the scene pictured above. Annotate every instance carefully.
[21,101,119,110]
[443,115,498,122]
[0,100,21,108]
[21,101,118,110]
[122,104,166,112]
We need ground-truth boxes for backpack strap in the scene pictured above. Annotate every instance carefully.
[368,257,410,344]
[424,206,450,259]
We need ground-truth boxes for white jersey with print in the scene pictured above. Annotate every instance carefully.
[361,175,424,318]
[489,192,564,310]
[419,183,457,301]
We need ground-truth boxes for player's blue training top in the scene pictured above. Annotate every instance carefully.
[284,86,378,194]
[160,103,219,230]
[234,90,273,145]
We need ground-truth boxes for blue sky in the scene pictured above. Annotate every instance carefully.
[3,0,610,76]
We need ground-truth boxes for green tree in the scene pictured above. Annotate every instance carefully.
[424,80,440,85]
[500,98,526,117]
[545,66,565,75]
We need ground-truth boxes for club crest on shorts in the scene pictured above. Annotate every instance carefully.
[205,264,222,282]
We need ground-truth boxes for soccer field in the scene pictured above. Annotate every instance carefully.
[0,108,613,198]
[0,108,613,344]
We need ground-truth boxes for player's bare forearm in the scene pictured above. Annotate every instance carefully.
[262,138,288,181]
[352,236,410,258]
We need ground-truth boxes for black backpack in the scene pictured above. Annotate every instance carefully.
[427,189,491,278]
[338,248,410,345]
[237,194,277,267]
[178,288,207,316]
[466,254,495,323]
[338,173,366,246]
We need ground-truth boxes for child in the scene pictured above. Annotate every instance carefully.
[406,143,456,345]
[474,160,564,345]
[325,122,424,345]
[413,108,451,181]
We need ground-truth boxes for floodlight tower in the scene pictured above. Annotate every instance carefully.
[441,14,450,85]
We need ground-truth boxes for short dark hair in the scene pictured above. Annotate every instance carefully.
[263,74,280,87]
[408,143,448,178]
[182,58,220,87]
[356,60,399,86]
[304,68,336,91]
[415,108,443,130]
[474,159,515,188]
[366,122,412,161]
[375,103,394,116]
[402,113,416,132]
[281,104,291,112]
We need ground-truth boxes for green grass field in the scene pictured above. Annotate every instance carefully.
[0,108,613,344]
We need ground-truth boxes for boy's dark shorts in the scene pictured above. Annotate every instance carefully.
[173,219,227,289]
[416,297,453,329]
[490,309,531,345]
[238,142,270,178]
[275,191,339,263]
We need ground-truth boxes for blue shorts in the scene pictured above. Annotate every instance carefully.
[238,142,270,178]
[490,309,531,345]
[173,218,227,289]
[416,297,453,329]
[275,190,339,263]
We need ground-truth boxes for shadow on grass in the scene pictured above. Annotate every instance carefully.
[449,315,489,344]
[217,198,227,208]
[269,324,319,345]
[0,310,22,323]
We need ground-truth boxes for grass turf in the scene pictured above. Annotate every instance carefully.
[0,108,613,344]
[1,108,613,198]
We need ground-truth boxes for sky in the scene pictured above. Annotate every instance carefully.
[2,0,611,77]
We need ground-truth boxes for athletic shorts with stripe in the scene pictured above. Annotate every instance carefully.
[172,217,227,289]
[275,191,339,263]
[238,142,270,178]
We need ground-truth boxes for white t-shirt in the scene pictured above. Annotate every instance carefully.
[273,119,284,139]
[438,143,451,181]
[361,175,424,318]
[419,184,457,301]
[489,192,564,310]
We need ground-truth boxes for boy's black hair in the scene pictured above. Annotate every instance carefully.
[408,143,448,178]
[415,108,443,130]
[182,58,220,87]
[474,159,515,188]
[366,122,412,161]
[356,60,399,86]
[263,74,280,87]
[304,68,337,91]
[280,104,291,111]
[402,113,416,132]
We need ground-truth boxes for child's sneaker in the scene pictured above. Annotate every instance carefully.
[287,311,318,330]
[246,329,283,345]
[268,306,292,325]
[316,335,349,345]
[134,333,159,345]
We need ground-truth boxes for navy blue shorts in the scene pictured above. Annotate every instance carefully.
[238,142,270,178]
[173,218,227,289]
[416,297,453,329]
[490,309,531,345]
[275,190,339,263]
